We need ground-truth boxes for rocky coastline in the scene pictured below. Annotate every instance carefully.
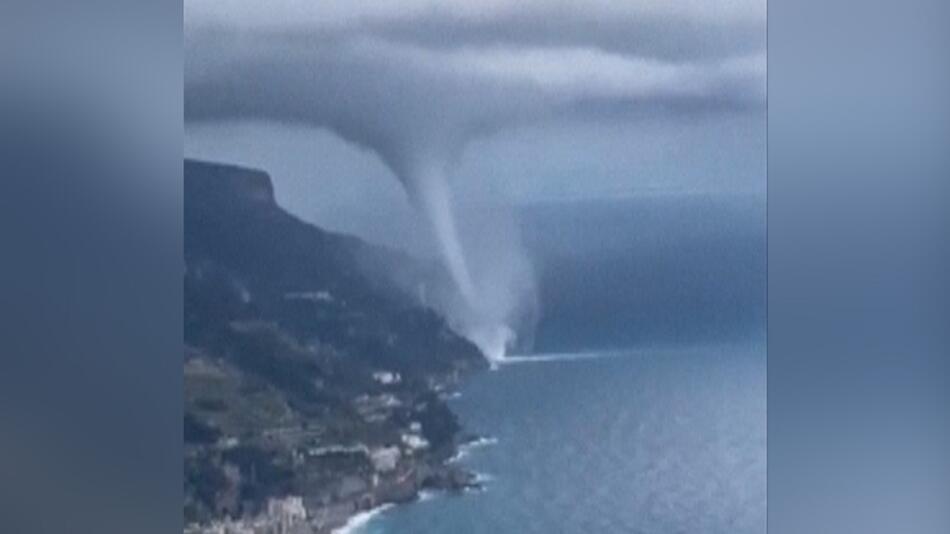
[184,160,488,534]
[184,389,484,534]
[184,362,485,534]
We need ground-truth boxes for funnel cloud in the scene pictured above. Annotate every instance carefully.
[184,0,765,362]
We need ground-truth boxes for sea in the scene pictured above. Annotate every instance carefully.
[339,195,767,533]
[349,343,766,534]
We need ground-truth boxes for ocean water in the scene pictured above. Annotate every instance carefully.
[355,345,766,534]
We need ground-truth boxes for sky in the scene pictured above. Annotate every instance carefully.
[184,0,766,242]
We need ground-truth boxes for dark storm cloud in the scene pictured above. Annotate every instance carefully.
[363,10,764,62]
[185,1,766,154]
[185,33,764,179]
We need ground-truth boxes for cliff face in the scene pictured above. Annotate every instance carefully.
[184,159,483,375]
[183,159,484,530]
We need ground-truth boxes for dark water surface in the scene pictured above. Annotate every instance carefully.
[358,345,766,534]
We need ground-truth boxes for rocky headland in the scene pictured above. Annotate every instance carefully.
[183,160,487,533]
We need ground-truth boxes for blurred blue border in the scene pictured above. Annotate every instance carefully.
[768,0,949,532]
[1,0,948,532]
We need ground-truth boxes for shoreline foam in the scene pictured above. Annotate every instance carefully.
[330,503,394,534]
[448,435,498,463]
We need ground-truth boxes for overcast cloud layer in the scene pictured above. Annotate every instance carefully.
[185,0,765,176]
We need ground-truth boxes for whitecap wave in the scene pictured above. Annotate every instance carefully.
[471,472,494,485]
[417,489,438,502]
[330,503,394,534]
[449,436,498,463]
[465,436,498,448]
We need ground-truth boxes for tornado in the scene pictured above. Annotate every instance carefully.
[402,160,477,304]
[184,3,765,361]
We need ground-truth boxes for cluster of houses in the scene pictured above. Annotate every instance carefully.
[187,366,438,534]
[186,496,308,534]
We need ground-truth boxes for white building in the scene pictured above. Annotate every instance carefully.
[401,433,429,451]
[372,370,401,385]
[369,446,401,472]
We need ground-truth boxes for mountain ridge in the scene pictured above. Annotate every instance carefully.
[183,159,485,532]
